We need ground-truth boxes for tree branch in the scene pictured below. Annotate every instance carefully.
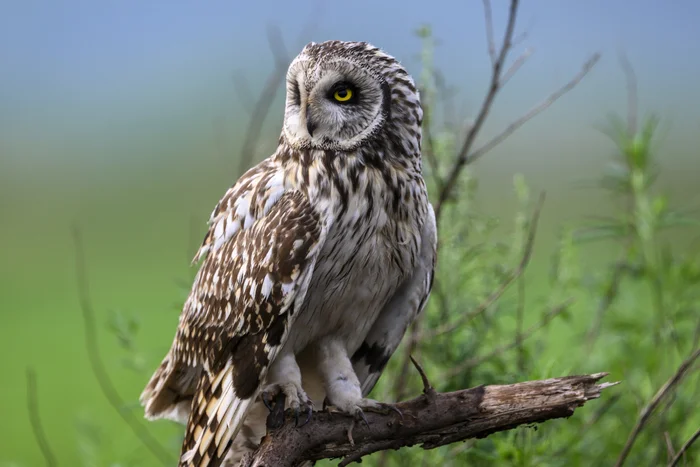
[667,426,700,467]
[444,297,574,377]
[243,373,617,467]
[422,191,545,340]
[26,368,58,467]
[615,346,700,467]
[235,20,320,176]
[71,226,174,466]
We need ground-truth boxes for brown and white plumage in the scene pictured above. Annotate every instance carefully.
[140,40,436,466]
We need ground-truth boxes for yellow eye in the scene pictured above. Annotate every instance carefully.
[333,87,353,102]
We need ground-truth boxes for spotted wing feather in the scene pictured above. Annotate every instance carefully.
[141,160,291,423]
[178,190,325,467]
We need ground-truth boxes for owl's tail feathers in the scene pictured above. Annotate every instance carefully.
[140,353,199,425]
[180,361,256,467]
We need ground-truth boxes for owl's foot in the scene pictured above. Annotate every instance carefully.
[261,382,313,429]
[324,397,402,429]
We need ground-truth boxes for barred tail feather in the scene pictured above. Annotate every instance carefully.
[180,362,258,467]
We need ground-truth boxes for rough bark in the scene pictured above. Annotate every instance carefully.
[242,372,618,466]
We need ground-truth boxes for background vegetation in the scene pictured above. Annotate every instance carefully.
[2,1,699,466]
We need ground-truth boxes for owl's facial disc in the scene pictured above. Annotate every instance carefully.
[283,59,390,151]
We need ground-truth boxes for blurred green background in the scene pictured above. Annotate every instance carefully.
[2,1,699,466]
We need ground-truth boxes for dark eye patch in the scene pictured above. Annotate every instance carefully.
[289,80,301,106]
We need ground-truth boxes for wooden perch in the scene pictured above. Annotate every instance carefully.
[242,372,618,466]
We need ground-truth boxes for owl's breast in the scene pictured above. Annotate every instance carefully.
[289,209,417,356]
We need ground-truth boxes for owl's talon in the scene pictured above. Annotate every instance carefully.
[301,403,313,426]
[355,408,370,430]
[262,392,274,412]
[363,402,403,420]
[261,381,312,429]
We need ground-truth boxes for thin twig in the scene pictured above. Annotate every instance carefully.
[482,0,498,66]
[434,0,520,222]
[393,320,423,402]
[26,368,58,467]
[615,346,700,467]
[423,192,545,339]
[664,431,676,462]
[618,51,638,136]
[500,47,533,87]
[235,17,322,176]
[515,275,526,372]
[235,25,293,176]
[71,226,174,466]
[668,426,700,467]
[466,53,601,166]
[554,393,621,458]
[410,355,436,400]
[445,298,574,377]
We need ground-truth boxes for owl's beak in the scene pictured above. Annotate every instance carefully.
[305,106,317,137]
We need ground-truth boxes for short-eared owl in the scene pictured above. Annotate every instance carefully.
[141,40,437,466]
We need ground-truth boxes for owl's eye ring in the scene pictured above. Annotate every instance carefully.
[329,82,356,103]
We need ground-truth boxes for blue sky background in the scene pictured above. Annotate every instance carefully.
[2,0,700,173]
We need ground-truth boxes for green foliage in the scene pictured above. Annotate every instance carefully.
[338,28,700,467]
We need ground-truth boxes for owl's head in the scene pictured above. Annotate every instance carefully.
[282,40,421,152]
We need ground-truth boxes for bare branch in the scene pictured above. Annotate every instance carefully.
[618,52,638,136]
[235,24,293,176]
[233,10,322,175]
[615,346,700,467]
[434,0,520,222]
[466,53,601,166]
[393,319,423,402]
[423,192,545,339]
[410,355,436,401]
[668,426,700,467]
[71,226,174,466]
[500,47,533,87]
[243,373,618,466]
[26,368,58,467]
[482,0,498,66]
[445,298,574,377]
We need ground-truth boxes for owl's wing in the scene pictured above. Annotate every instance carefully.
[177,189,327,467]
[352,203,437,397]
[140,160,293,424]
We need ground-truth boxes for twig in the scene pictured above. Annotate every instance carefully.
[235,25,293,176]
[71,226,174,466]
[554,392,621,458]
[410,355,436,401]
[500,47,533,87]
[393,319,423,402]
[243,373,618,467]
[445,298,574,377]
[465,53,601,166]
[586,259,631,346]
[618,52,638,136]
[482,0,498,66]
[434,0,521,222]
[235,19,320,176]
[26,368,58,467]
[668,426,700,467]
[515,275,526,372]
[615,346,700,467]
[664,431,676,462]
[423,192,545,339]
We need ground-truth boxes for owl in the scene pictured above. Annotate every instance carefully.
[140,40,437,466]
